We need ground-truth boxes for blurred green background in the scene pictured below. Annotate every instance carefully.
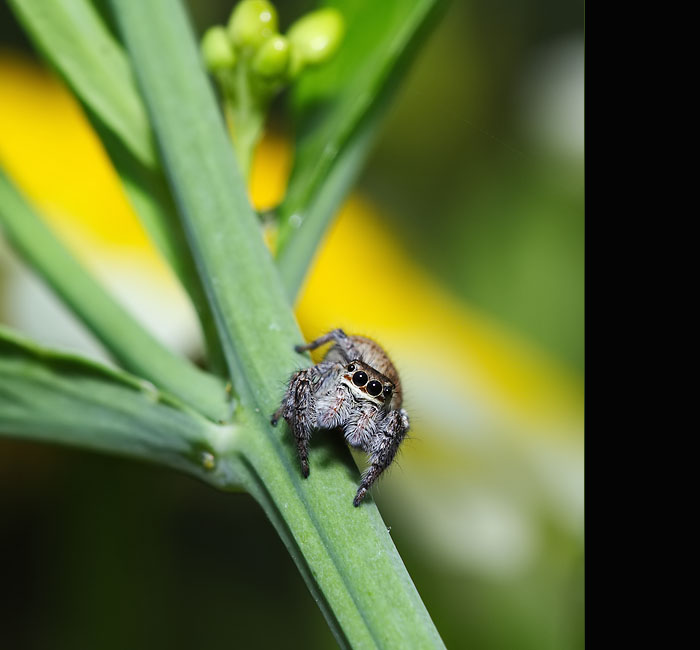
[0,1,583,648]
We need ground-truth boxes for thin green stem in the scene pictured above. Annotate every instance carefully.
[0,326,237,483]
[111,0,299,407]
[275,105,379,301]
[0,168,229,422]
[88,117,228,375]
[225,62,266,179]
[274,0,447,300]
[8,0,227,374]
[8,0,156,169]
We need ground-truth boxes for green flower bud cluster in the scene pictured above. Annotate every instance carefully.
[201,0,344,89]
[200,1,345,178]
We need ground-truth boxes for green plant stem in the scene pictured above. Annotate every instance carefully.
[111,1,444,646]
[274,0,447,301]
[0,168,229,422]
[0,327,238,483]
[221,64,266,179]
[89,117,228,376]
[8,0,227,374]
[111,0,298,406]
[275,105,379,300]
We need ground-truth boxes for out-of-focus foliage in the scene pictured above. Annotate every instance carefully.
[362,1,583,372]
[0,0,583,648]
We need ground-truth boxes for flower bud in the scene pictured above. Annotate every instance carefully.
[228,0,279,54]
[286,7,344,66]
[252,35,290,80]
[286,45,305,81]
[201,26,236,71]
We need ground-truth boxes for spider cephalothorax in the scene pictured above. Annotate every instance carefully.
[271,328,410,506]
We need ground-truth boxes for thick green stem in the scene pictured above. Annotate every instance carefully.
[0,327,235,482]
[111,0,299,406]
[111,1,444,646]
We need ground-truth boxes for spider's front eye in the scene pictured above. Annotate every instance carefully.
[367,380,382,396]
[348,363,356,372]
[352,371,368,386]
[383,386,393,398]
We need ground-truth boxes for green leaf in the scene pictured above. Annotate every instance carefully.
[276,0,447,299]
[0,167,229,422]
[8,0,226,373]
[111,1,444,646]
[0,326,236,484]
[276,91,381,299]
[8,0,156,168]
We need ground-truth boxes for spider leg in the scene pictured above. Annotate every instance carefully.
[353,408,410,507]
[294,328,360,361]
[271,367,320,478]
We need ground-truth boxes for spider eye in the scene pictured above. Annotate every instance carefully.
[367,380,382,396]
[348,363,356,372]
[352,371,368,386]
[383,386,393,398]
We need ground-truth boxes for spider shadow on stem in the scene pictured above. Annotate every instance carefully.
[292,426,360,482]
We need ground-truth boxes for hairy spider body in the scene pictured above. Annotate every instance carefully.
[271,329,410,506]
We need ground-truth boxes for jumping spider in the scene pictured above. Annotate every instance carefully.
[271,329,410,506]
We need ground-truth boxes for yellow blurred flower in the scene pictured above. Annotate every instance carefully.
[0,52,582,575]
